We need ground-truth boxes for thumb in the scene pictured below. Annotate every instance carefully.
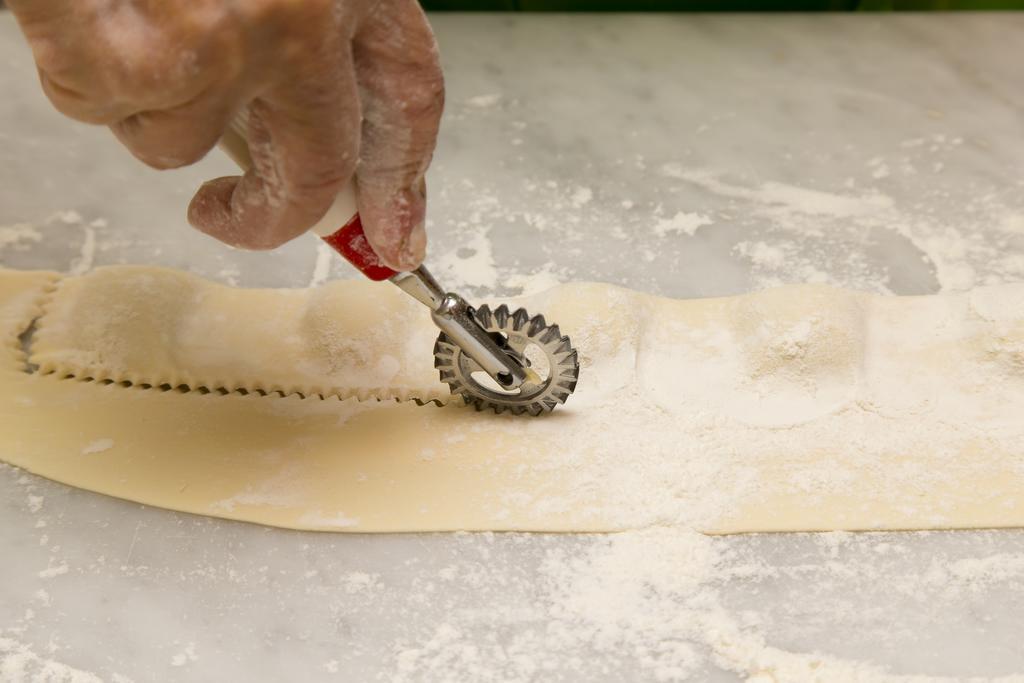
[352,0,444,271]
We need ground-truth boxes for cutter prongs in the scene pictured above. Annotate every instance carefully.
[433,304,580,415]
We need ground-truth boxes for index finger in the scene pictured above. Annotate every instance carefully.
[188,68,362,250]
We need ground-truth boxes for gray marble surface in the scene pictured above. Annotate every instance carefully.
[2,11,1024,682]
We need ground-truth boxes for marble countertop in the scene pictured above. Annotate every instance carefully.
[2,11,1023,682]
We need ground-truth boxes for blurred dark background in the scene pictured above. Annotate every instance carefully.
[422,0,1022,8]
[1,0,1022,8]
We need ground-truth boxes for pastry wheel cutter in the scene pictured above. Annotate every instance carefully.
[219,117,579,415]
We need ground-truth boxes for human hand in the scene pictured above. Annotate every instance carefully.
[8,0,444,270]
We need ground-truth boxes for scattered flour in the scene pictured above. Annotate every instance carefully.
[663,166,893,219]
[7,469,1024,681]
[653,210,713,237]
[298,511,361,529]
[654,150,1023,294]
[0,125,1020,683]
[81,439,114,456]
[735,240,786,269]
[0,211,101,275]
[169,642,198,667]
[1001,214,1024,235]
[49,210,83,226]
[37,563,68,579]
[340,572,380,594]
[428,136,1021,303]
[217,266,240,287]
[387,529,1024,682]
[570,186,593,208]
[69,226,96,276]
[464,93,501,108]
[309,240,334,287]
[0,223,42,251]
[868,156,891,179]
[434,228,498,290]
[0,637,104,683]
[502,262,565,296]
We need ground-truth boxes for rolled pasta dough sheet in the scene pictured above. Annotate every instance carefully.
[1,265,1023,534]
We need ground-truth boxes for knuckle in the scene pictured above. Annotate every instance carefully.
[99,7,232,108]
[408,71,446,120]
[115,115,207,170]
[290,165,351,198]
[31,46,73,85]
[359,157,423,187]
[283,145,357,197]
[369,70,445,130]
[41,76,110,124]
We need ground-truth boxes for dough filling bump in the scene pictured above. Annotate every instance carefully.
[2,265,1023,534]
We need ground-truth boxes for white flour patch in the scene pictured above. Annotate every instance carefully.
[503,262,565,296]
[665,167,893,219]
[217,266,240,286]
[38,563,68,579]
[465,93,501,108]
[0,637,104,683]
[210,463,314,512]
[735,240,786,269]
[170,642,198,667]
[868,156,891,179]
[49,210,83,225]
[0,223,42,251]
[81,438,114,455]
[1000,214,1024,235]
[340,572,380,594]
[434,228,498,290]
[69,226,96,275]
[570,186,593,208]
[653,150,1023,294]
[309,240,334,287]
[652,210,713,237]
[298,511,360,529]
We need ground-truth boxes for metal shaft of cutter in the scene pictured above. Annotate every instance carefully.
[390,268,528,389]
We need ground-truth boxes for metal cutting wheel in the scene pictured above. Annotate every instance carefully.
[433,304,580,415]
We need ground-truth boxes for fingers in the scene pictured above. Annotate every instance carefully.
[37,73,134,125]
[12,1,134,124]
[110,88,236,169]
[5,0,74,24]
[352,0,445,271]
[12,0,237,126]
[12,0,443,262]
[188,64,362,251]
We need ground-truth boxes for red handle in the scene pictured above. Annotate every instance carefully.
[320,215,398,281]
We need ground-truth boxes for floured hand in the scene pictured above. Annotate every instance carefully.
[7,0,444,270]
